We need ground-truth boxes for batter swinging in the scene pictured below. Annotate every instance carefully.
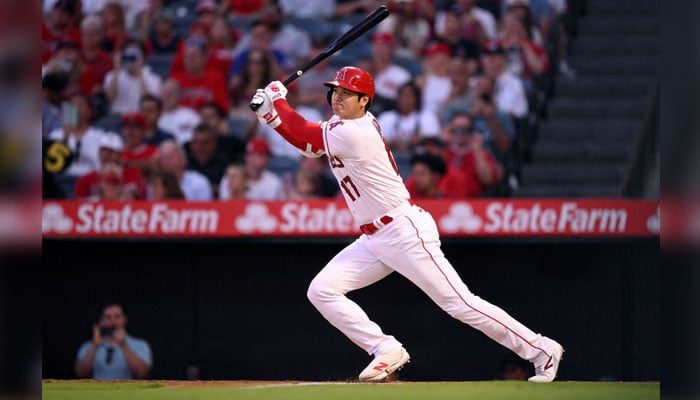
[251,66,563,382]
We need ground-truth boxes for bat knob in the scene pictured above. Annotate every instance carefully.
[249,95,264,112]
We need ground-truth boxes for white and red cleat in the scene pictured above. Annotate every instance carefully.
[358,347,410,381]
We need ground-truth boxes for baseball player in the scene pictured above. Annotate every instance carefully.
[250,66,563,382]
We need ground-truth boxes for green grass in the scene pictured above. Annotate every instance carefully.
[42,380,659,400]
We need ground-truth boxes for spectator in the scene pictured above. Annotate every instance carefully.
[265,5,312,69]
[156,140,213,200]
[121,112,159,179]
[435,7,480,73]
[169,38,230,111]
[149,171,186,200]
[405,153,448,198]
[295,156,339,198]
[366,31,412,115]
[80,15,113,96]
[377,81,441,177]
[480,42,528,119]
[543,0,578,79]
[43,40,97,98]
[48,92,105,197]
[228,19,289,78]
[139,94,176,145]
[42,73,68,138]
[75,132,147,199]
[89,162,137,200]
[75,302,152,380]
[288,170,321,199]
[376,0,431,60]
[208,16,241,77]
[157,79,201,145]
[219,163,249,200]
[497,12,550,88]
[147,8,180,55]
[409,137,469,198]
[42,0,82,64]
[442,111,502,196]
[104,40,162,115]
[219,137,283,200]
[441,56,476,121]
[453,0,498,45]
[193,0,219,27]
[415,41,453,115]
[229,47,276,116]
[467,74,516,160]
[185,123,230,196]
[101,2,131,52]
[198,102,247,161]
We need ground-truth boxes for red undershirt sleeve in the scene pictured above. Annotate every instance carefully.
[273,99,325,152]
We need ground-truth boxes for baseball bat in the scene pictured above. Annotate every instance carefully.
[250,5,390,111]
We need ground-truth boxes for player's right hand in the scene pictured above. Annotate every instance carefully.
[251,89,281,128]
[264,81,288,102]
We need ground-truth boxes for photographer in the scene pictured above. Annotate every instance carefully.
[75,302,152,380]
[104,40,162,115]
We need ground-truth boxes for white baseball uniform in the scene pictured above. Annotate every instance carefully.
[269,94,558,369]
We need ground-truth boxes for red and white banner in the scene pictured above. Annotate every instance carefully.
[42,199,659,238]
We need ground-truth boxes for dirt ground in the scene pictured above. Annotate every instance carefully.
[44,379,310,388]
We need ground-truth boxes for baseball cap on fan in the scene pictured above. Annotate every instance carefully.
[423,41,452,58]
[371,32,396,45]
[99,132,124,152]
[195,0,218,14]
[122,112,146,126]
[246,137,271,155]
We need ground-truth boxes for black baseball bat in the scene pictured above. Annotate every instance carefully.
[250,5,390,111]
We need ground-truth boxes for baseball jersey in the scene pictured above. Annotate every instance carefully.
[273,100,410,226]
[322,113,410,225]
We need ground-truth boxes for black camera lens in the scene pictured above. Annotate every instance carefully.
[121,54,137,63]
[100,326,117,337]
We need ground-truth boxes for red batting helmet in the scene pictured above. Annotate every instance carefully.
[324,66,375,105]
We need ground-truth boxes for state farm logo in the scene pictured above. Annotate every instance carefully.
[45,203,218,234]
[438,201,628,234]
[234,202,355,234]
[235,203,278,233]
[43,203,73,233]
[440,203,483,233]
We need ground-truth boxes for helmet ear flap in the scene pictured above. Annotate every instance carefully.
[326,88,333,106]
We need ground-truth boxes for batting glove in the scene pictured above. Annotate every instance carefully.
[251,89,281,128]
[264,81,288,102]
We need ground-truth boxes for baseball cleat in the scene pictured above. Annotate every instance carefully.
[358,347,410,381]
[528,340,564,383]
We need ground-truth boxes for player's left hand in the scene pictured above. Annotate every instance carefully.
[251,89,281,128]
[264,81,288,102]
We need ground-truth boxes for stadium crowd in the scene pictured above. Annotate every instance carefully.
[42,0,583,201]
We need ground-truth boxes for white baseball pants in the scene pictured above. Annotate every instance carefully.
[307,202,554,363]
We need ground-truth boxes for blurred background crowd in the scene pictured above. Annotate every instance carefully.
[41,0,594,202]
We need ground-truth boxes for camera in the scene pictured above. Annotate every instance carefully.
[100,326,117,337]
[121,48,141,64]
[121,53,138,64]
